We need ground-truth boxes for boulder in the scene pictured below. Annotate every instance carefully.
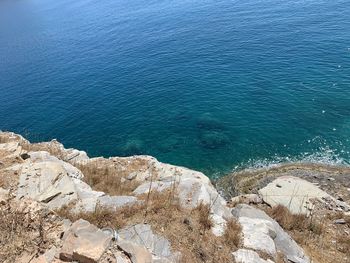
[60,219,112,263]
[232,204,309,263]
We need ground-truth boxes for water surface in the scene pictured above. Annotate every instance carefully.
[1,0,350,176]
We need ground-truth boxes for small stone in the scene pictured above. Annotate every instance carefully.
[20,153,31,160]
[0,188,10,204]
[337,196,344,202]
[126,172,137,180]
[334,219,346,224]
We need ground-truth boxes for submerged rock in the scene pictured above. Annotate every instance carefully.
[198,131,230,149]
[121,139,144,156]
[196,113,226,131]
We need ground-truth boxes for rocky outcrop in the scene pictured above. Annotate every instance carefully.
[217,162,350,205]
[129,156,232,236]
[0,131,322,263]
[232,204,310,263]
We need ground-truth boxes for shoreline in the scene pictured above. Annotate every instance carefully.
[216,160,350,205]
[1,130,350,263]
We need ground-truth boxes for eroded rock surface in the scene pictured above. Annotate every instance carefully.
[232,204,310,263]
[259,176,350,214]
[60,219,112,262]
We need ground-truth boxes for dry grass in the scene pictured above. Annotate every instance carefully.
[0,151,21,189]
[193,202,213,231]
[0,201,52,263]
[56,190,241,263]
[223,219,241,248]
[268,205,350,263]
[269,205,311,232]
[21,141,66,160]
[22,140,142,196]
[269,205,324,241]
[56,205,129,229]
[75,162,140,196]
[0,135,9,144]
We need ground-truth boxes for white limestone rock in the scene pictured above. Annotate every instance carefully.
[238,216,277,256]
[258,176,349,214]
[131,157,232,236]
[16,158,104,211]
[97,195,138,210]
[60,219,112,263]
[232,204,309,263]
[0,141,23,158]
[233,249,274,263]
[118,224,180,262]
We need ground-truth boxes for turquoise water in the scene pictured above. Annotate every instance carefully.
[1,0,350,176]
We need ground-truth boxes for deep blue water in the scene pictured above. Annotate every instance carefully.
[1,0,350,176]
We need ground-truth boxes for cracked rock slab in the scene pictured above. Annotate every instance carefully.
[59,219,112,263]
[117,240,152,263]
[258,176,340,214]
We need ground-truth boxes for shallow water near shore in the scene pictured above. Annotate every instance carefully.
[1,0,350,177]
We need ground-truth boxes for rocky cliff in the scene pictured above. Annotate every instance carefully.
[0,132,349,263]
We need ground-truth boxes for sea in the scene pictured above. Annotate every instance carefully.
[1,0,350,177]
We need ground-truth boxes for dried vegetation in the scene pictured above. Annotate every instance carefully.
[0,200,55,263]
[57,190,241,263]
[267,204,350,263]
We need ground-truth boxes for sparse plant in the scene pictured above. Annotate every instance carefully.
[75,161,140,196]
[223,218,241,248]
[270,205,308,231]
[193,202,213,231]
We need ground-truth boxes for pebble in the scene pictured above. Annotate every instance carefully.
[334,219,346,225]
